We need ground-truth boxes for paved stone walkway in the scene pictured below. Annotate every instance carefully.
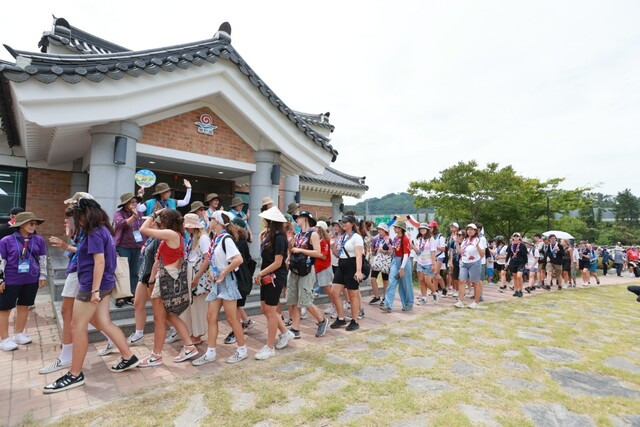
[0,274,637,426]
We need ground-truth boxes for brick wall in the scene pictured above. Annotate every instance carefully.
[299,204,333,221]
[25,168,72,238]
[140,107,253,163]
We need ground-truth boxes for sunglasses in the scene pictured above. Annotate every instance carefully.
[457,232,463,236]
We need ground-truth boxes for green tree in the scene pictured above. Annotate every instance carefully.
[613,189,640,224]
[408,161,588,237]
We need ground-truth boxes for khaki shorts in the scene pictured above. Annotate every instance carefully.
[548,263,563,276]
[286,266,316,308]
[151,267,181,299]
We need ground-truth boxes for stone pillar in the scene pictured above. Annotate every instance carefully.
[283,175,299,212]
[249,150,278,258]
[331,195,343,221]
[69,159,88,196]
[88,121,141,220]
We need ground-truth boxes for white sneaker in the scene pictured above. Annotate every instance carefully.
[275,330,295,350]
[452,291,459,298]
[1,338,18,351]
[300,307,308,320]
[39,358,71,374]
[166,327,180,344]
[192,352,216,366]
[255,345,275,360]
[325,306,337,318]
[454,301,465,309]
[629,273,635,278]
[14,333,32,345]
[433,293,440,304]
[416,297,427,306]
[227,350,248,364]
[127,333,145,346]
[344,301,351,310]
[468,302,479,309]
[97,341,115,356]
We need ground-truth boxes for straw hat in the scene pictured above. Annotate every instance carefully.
[205,193,219,203]
[11,212,44,228]
[523,237,533,245]
[117,192,141,208]
[261,196,274,207]
[259,206,287,223]
[183,213,203,229]
[229,197,244,208]
[152,182,172,196]
[189,201,205,213]
[393,220,407,231]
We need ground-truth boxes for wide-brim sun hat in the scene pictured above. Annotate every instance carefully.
[393,220,407,231]
[523,237,533,245]
[152,182,172,196]
[183,213,203,229]
[287,202,299,213]
[11,212,44,228]
[117,192,141,208]
[259,206,287,223]
[376,223,389,233]
[262,196,274,206]
[316,220,329,231]
[205,193,219,203]
[229,197,244,208]
[189,201,205,213]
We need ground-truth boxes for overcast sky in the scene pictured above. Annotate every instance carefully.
[2,1,639,203]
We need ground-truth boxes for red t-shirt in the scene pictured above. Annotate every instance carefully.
[394,235,410,257]
[315,239,331,273]
[627,249,639,261]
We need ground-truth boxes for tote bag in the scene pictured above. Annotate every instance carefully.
[113,256,133,299]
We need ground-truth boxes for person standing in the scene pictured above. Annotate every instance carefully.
[380,220,413,313]
[0,212,47,351]
[138,180,192,215]
[413,223,437,305]
[189,201,209,229]
[506,233,528,298]
[369,223,392,305]
[113,192,145,307]
[430,221,447,295]
[601,247,611,276]
[228,197,253,242]
[545,234,565,290]
[204,193,222,216]
[454,224,486,308]
[44,199,139,393]
[524,238,540,293]
[613,242,625,277]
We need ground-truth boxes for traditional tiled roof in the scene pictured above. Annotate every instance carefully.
[38,17,129,55]
[0,20,338,160]
[293,111,335,132]
[300,167,368,191]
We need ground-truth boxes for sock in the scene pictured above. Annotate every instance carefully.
[237,345,247,355]
[59,343,73,363]
[290,328,299,333]
[135,329,144,336]
[205,348,216,358]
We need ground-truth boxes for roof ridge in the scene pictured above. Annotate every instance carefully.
[326,167,365,181]
[47,16,129,53]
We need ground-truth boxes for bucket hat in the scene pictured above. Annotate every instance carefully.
[64,192,94,205]
[293,210,317,227]
[376,223,389,233]
[183,213,203,229]
[205,193,219,203]
[152,182,172,196]
[261,196,274,207]
[393,220,407,232]
[316,220,329,231]
[117,192,141,208]
[419,223,429,229]
[11,212,44,228]
[189,201,205,213]
[287,202,299,214]
[229,197,244,208]
[259,206,287,223]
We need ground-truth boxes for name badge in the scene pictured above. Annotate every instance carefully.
[18,260,30,274]
[133,230,144,243]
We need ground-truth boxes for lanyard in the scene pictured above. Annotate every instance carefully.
[511,242,521,256]
[549,243,558,258]
[416,237,429,253]
[294,228,314,249]
[461,237,478,252]
[14,235,32,261]
[209,231,229,257]
[339,232,355,256]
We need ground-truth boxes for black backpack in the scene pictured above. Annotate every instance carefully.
[221,235,256,295]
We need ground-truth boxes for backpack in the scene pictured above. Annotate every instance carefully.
[221,235,255,295]
[289,229,316,276]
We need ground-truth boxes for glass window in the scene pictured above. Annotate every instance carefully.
[0,166,26,218]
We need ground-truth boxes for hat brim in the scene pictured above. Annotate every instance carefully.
[117,196,142,208]
[152,187,172,196]
[205,195,220,203]
[11,218,44,228]
[184,222,204,229]
[189,206,205,213]
[229,201,244,208]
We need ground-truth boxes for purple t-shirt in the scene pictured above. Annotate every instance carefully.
[77,225,117,292]
[0,232,47,286]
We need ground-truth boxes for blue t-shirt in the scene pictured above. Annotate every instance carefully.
[145,198,177,216]
[76,225,117,292]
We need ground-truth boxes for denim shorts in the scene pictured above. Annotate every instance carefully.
[459,260,482,282]
[416,263,433,275]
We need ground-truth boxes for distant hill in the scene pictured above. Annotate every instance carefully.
[345,192,418,215]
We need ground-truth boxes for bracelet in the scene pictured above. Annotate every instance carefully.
[91,289,100,294]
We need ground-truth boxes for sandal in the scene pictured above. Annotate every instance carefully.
[115,299,126,308]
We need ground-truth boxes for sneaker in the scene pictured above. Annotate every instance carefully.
[166,328,180,344]
[43,371,85,394]
[192,352,216,366]
[513,291,519,297]
[344,301,351,310]
[558,285,562,290]
[454,300,465,308]
[380,305,392,313]
[275,330,295,350]
[0,338,17,351]
[330,318,347,329]
[110,355,140,372]
[358,308,365,319]
[316,318,329,337]
[544,285,551,290]
[284,318,293,327]
[97,341,115,356]
[401,306,413,312]
[290,329,301,339]
[468,302,479,309]
[441,288,448,296]
[173,345,198,363]
[224,331,237,344]
[39,358,71,374]
[255,345,275,360]
[139,353,163,367]
[115,299,126,308]
[300,308,308,320]
[14,333,32,345]
[242,319,255,330]
[227,350,248,364]
[127,333,145,346]
[517,291,523,298]
[451,291,459,298]
[324,305,336,315]
[499,286,506,293]
[416,297,427,306]
[369,296,381,305]
[433,293,440,304]
[525,287,532,294]
[379,298,386,307]
[345,319,360,332]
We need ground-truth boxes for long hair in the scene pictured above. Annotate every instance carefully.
[158,209,183,234]
[76,199,114,236]
[189,227,205,245]
[235,225,248,242]
[418,227,432,240]
[218,212,239,241]
[316,226,329,242]
[263,219,285,253]
[431,225,440,236]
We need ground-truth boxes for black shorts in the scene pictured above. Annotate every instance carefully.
[76,288,113,302]
[579,259,590,270]
[0,283,39,310]
[509,262,525,274]
[453,263,460,280]
[334,258,359,290]
[260,276,284,307]
[371,270,389,281]
[562,260,571,273]
[495,263,505,272]
[237,290,248,308]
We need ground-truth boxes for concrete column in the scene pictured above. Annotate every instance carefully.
[69,159,88,196]
[331,195,343,221]
[88,121,142,220]
[249,150,278,258]
[283,175,299,211]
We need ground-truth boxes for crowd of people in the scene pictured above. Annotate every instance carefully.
[0,180,636,394]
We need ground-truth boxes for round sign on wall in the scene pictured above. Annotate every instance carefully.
[135,169,157,188]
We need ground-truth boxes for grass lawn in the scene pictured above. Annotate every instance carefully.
[47,283,640,426]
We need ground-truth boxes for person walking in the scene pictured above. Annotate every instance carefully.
[413,223,437,305]
[369,223,392,305]
[113,192,145,307]
[381,220,413,313]
[601,247,611,276]
[506,232,528,298]
[454,224,486,308]
[613,242,625,277]
[545,234,565,290]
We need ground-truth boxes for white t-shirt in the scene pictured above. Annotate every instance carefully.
[479,236,488,265]
[338,232,365,259]
[187,234,211,264]
[496,245,508,265]
[526,246,540,268]
[572,247,579,263]
[414,237,437,266]
[461,237,487,264]
[211,234,240,271]
[434,233,446,260]
[331,236,339,267]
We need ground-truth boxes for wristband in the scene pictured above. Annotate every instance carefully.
[91,289,100,294]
